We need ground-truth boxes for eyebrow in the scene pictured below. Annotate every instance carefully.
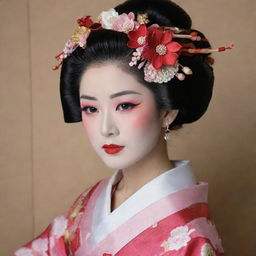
[80,90,142,100]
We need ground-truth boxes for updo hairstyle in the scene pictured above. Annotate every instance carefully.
[60,0,214,130]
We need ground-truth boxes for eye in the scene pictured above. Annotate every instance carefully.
[81,106,98,114]
[81,102,139,114]
[116,102,138,111]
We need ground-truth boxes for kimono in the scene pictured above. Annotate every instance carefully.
[14,160,224,256]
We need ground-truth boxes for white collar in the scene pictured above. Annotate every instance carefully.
[110,160,197,202]
[91,160,197,244]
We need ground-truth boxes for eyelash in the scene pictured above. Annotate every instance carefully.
[81,102,139,114]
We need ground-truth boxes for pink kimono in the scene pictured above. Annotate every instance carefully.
[14,160,224,256]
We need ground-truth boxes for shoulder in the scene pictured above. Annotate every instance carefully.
[13,180,104,256]
[13,213,68,256]
[67,178,105,216]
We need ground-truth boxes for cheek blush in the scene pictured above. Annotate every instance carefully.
[132,108,153,133]
[80,101,98,134]
[81,112,94,134]
[123,100,156,134]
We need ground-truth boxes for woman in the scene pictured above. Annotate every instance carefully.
[14,0,233,255]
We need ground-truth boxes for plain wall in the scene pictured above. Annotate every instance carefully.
[1,0,255,255]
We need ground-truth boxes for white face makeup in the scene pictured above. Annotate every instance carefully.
[79,63,164,170]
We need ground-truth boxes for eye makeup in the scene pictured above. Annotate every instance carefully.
[116,102,140,111]
[80,99,141,113]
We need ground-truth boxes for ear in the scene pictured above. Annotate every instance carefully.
[160,109,179,128]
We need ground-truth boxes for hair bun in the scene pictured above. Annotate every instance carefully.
[59,0,215,128]
[114,0,214,127]
[115,0,192,29]
[188,29,215,68]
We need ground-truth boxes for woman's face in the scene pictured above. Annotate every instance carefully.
[79,63,165,170]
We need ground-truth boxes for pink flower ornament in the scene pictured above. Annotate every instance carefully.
[78,31,90,48]
[112,12,137,33]
[63,40,74,55]
[129,46,144,67]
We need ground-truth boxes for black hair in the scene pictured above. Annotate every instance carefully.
[60,0,214,130]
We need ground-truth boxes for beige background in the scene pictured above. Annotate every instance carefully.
[1,0,255,255]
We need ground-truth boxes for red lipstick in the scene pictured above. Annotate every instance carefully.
[102,144,125,154]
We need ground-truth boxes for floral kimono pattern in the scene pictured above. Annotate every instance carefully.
[14,161,224,256]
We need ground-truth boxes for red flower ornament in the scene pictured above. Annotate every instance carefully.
[77,16,94,27]
[142,29,182,69]
[127,24,148,48]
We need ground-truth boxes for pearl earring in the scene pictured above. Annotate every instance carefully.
[164,122,171,141]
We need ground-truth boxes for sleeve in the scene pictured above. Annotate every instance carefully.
[180,236,225,256]
[184,218,225,256]
[161,218,225,256]
[13,213,69,256]
[13,185,94,256]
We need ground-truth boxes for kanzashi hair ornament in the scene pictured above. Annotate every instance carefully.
[181,43,235,54]
[52,16,102,71]
[53,8,234,84]
[137,13,150,24]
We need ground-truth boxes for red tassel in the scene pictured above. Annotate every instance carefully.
[218,47,226,52]
[54,51,64,60]
[52,61,63,71]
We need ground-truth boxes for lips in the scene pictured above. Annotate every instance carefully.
[102,144,123,148]
[102,144,125,154]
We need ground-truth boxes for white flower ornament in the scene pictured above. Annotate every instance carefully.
[99,8,119,29]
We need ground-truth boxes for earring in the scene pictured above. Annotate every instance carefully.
[164,123,171,141]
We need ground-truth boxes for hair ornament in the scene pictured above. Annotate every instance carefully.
[137,13,150,24]
[52,16,101,70]
[53,8,234,84]
[181,42,235,54]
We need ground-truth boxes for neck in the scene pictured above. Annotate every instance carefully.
[115,135,174,195]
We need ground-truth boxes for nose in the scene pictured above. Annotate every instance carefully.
[100,110,119,137]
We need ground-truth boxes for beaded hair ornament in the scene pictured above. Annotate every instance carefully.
[53,8,234,83]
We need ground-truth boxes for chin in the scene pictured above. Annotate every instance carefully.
[101,158,131,170]
[100,153,146,170]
